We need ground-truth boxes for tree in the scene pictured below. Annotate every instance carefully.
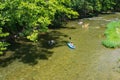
[100,0,115,12]
[0,0,79,54]
[0,28,9,54]
[113,0,120,11]
[0,0,78,42]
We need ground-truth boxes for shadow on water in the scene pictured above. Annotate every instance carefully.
[38,30,69,49]
[49,24,77,30]
[0,30,68,67]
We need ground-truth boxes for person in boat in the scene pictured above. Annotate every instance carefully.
[48,40,55,46]
[82,23,89,29]
[69,37,74,46]
[70,41,74,46]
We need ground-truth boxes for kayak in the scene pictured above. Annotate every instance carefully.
[67,42,75,49]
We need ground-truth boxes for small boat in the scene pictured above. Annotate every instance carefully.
[67,42,75,49]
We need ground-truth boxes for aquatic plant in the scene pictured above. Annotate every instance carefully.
[102,21,120,48]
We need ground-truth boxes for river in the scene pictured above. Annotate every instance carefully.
[0,13,120,80]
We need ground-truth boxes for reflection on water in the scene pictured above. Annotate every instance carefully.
[0,13,120,80]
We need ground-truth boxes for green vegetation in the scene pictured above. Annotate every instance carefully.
[0,28,10,54]
[70,0,116,17]
[102,21,120,48]
[0,0,78,54]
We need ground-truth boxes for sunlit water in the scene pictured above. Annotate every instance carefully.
[0,13,120,80]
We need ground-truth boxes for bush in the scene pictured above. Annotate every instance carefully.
[102,21,120,48]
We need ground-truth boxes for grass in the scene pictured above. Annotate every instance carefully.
[102,21,120,48]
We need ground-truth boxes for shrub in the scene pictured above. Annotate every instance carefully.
[102,21,120,48]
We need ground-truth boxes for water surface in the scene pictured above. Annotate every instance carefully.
[0,13,120,80]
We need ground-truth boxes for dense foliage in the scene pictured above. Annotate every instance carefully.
[70,0,116,16]
[102,21,120,48]
[0,28,9,54]
[0,0,78,40]
[0,0,78,54]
